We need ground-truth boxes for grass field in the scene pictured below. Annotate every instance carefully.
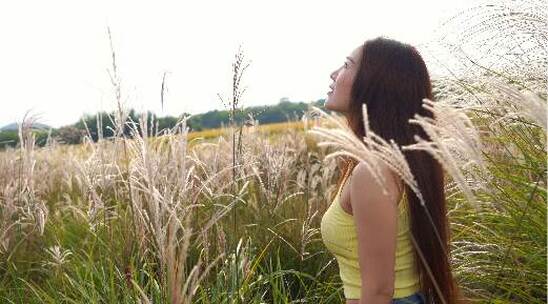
[0,96,545,303]
[0,1,546,302]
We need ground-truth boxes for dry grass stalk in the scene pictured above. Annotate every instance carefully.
[125,112,232,304]
[306,106,421,202]
[404,98,492,210]
[486,81,547,131]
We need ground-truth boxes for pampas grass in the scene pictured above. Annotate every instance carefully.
[404,98,492,209]
[0,87,544,302]
[0,1,545,302]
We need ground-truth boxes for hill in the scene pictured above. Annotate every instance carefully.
[0,122,52,131]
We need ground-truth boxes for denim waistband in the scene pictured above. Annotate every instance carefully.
[392,291,426,304]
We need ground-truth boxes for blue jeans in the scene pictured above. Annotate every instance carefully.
[392,291,426,304]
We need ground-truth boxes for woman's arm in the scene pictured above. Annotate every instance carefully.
[349,161,399,304]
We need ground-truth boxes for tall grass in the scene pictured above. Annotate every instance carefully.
[0,1,546,303]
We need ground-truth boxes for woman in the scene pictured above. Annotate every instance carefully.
[320,37,462,304]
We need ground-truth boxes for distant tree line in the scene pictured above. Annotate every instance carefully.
[0,98,326,149]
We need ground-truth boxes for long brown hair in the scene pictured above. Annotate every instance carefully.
[334,37,466,304]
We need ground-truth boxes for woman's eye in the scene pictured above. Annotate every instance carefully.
[344,62,349,68]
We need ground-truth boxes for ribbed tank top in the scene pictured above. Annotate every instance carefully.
[320,176,420,299]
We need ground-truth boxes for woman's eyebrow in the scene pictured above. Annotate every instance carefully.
[346,56,355,64]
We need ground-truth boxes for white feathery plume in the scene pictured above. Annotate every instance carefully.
[403,98,491,210]
[359,103,426,206]
[305,106,387,194]
[306,105,425,205]
[306,98,489,212]
[489,81,547,131]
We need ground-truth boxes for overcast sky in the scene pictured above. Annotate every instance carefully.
[1,0,476,128]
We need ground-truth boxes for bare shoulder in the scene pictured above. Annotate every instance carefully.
[349,161,402,205]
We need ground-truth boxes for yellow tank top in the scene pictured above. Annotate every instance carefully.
[320,179,420,299]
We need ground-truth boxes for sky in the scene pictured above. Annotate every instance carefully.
[0,0,477,128]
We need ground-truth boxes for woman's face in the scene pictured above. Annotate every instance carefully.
[325,45,362,114]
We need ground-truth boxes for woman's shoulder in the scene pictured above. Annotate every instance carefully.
[349,160,404,204]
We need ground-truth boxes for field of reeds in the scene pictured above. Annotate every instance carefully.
[187,121,306,142]
[0,1,546,303]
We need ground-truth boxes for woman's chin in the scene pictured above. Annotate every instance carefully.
[324,98,333,111]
